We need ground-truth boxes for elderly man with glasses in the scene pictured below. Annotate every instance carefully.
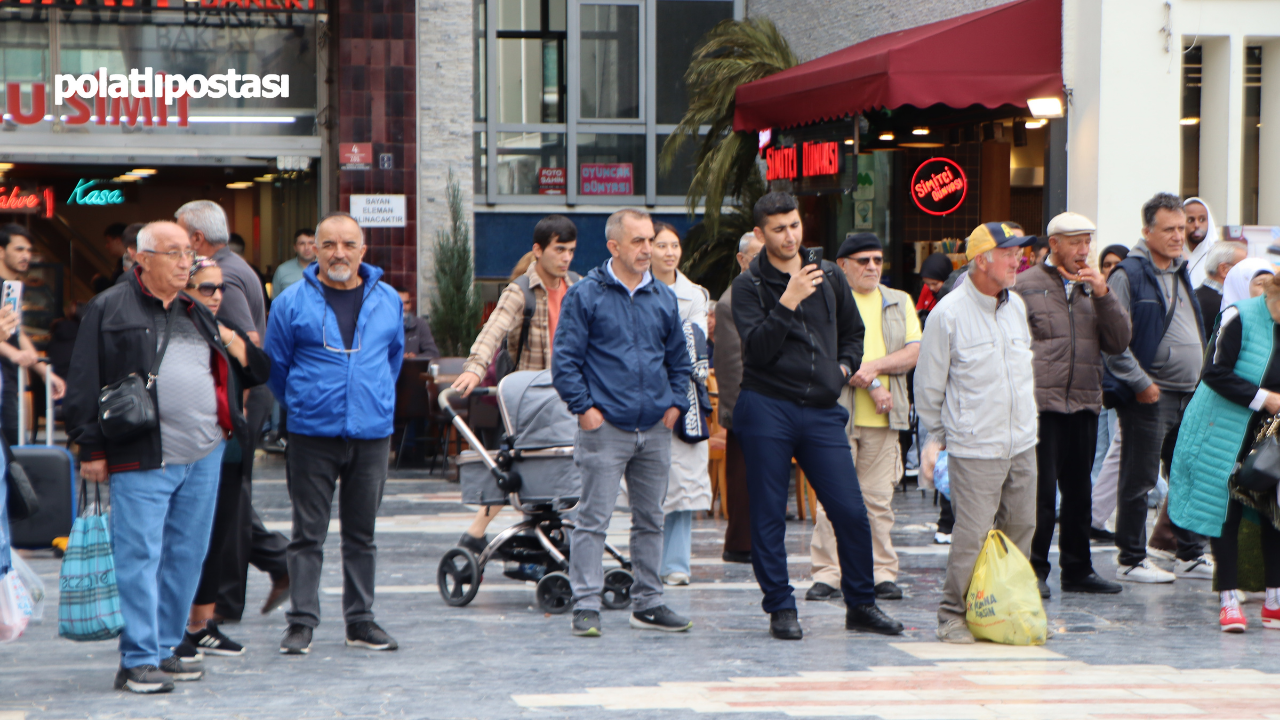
[265,212,404,655]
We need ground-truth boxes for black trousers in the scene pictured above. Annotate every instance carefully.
[1115,390,1204,566]
[195,458,244,605]
[1031,411,1098,581]
[723,430,752,553]
[1209,499,1280,590]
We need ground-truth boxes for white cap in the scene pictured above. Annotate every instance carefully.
[1046,211,1097,237]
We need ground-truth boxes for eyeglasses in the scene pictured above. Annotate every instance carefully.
[854,256,884,266]
[322,304,362,354]
[192,282,224,297]
[143,249,198,261]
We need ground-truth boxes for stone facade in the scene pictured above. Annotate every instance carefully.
[416,0,475,310]
[745,0,1012,62]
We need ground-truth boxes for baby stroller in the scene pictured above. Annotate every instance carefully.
[436,370,634,614]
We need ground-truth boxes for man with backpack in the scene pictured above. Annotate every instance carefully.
[451,215,578,553]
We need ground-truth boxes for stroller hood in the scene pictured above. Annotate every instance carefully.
[497,370,577,450]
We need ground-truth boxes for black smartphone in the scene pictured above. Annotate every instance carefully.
[800,246,824,267]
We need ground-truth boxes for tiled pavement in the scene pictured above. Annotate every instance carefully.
[3,455,1279,719]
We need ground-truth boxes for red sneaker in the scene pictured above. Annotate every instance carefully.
[1262,603,1280,630]
[1221,604,1247,633]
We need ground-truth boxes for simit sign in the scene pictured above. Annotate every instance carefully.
[910,158,967,216]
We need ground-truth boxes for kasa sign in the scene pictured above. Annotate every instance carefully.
[910,158,967,216]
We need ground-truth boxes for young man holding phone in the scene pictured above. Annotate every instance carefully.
[730,192,903,641]
[0,224,67,446]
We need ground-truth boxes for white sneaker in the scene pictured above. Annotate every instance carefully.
[1146,545,1176,563]
[1116,559,1176,583]
[662,572,690,586]
[1174,555,1215,580]
[934,532,952,545]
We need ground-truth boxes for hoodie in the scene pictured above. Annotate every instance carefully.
[1183,196,1220,288]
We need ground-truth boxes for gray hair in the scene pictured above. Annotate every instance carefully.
[136,223,159,253]
[174,200,230,244]
[1141,192,1183,229]
[1206,240,1245,278]
[604,208,651,242]
[738,232,757,254]
[315,211,365,245]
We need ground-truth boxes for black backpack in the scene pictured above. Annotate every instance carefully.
[492,272,579,382]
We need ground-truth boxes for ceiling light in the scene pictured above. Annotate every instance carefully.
[1180,117,1200,126]
[912,127,930,136]
[1027,97,1064,118]
[226,181,254,189]
[1024,119,1047,129]
[128,168,157,175]
[254,174,277,182]
[0,164,13,171]
[900,142,945,148]
[112,175,141,182]
[878,132,895,141]
[843,138,855,145]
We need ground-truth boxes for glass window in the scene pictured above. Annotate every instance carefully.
[497,131,567,195]
[578,133,644,195]
[1180,45,1201,199]
[475,0,487,121]
[475,131,488,194]
[1243,46,1261,224]
[498,0,564,31]
[580,4,640,119]
[656,133,699,196]
[495,0,566,123]
[655,0,733,125]
[1,23,49,84]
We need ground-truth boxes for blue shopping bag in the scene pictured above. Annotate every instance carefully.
[57,483,123,641]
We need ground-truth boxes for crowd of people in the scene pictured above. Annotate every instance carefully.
[3,185,1280,694]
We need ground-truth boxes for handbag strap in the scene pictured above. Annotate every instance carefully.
[146,301,179,390]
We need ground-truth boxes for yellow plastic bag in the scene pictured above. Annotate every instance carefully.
[965,530,1047,645]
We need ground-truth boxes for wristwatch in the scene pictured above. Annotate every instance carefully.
[869,378,883,390]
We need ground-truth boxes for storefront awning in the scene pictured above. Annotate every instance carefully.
[733,0,1062,132]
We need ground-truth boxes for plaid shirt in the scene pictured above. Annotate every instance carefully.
[462,263,574,378]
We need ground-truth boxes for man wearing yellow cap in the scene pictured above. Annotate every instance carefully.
[915,221,1038,644]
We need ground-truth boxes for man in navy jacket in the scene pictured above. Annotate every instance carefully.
[553,208,693,638]
[266,212,404,655]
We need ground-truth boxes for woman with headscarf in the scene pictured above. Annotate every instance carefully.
[1183,197,1220,288]
[1220,258,1276,315]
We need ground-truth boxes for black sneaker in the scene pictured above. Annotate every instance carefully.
[113,665,174,694]
[1090,526,1116,543]
[721,550,753,564]
[845,603,904,635]
[1061,572,1123,594]
[629,605,693,632]
[346,621,398,650]
[804,582,840,601]
[171,638,204,664]
[1037,577,1051,599]
[458,532,488,556]
[572,609,602,637]
[159,655,203,681]
[874,581,904,600]
[185,621,245,657]
[280,623,313,655]
[769,609,803,640]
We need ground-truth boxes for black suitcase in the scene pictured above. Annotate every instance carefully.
[8,379,78,549]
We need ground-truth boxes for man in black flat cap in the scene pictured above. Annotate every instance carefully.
[806,233,921,604]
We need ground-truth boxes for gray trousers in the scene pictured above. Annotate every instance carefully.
[939,448,1037,624]
[285,434,390,628]
[570,421,671,612]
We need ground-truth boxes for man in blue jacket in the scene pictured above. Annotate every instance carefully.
[552,208,693,638]
[266,212,404,655]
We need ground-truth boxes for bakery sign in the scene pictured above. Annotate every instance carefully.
[910,157,967,216]
[765,140,840,182]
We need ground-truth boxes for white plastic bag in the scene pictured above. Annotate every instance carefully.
[10,552,45,624]
[0,569,33,642]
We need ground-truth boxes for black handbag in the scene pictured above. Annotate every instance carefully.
[1236,415,1280,493]
[96,304,176,441]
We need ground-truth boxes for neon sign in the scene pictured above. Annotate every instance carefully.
[68,179,125,206]
[801,141,839,177]
[0,186,54,218]
[766,141,839,181]
[911,158,967,216]
[765,146,796,181]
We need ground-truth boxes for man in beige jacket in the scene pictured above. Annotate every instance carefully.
[807,233,919,603]
[451,214,578,552]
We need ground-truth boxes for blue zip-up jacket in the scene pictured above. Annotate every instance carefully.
[266,262,404,439]
[552,259,692,431]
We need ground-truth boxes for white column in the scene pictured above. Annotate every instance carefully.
[1198,35,1246,225]
[1259,40,1280,226]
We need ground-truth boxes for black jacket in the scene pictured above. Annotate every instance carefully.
[1195,283,1223,338]
[65,267,269,473]
[731,255,863,409]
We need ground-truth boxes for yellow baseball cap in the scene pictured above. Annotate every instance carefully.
[966,222,1033,261]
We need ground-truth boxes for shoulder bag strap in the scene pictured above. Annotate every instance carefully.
[513,275,535,367]
[146,302,179,390]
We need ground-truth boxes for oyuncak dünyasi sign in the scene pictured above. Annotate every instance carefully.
[910,157,967,216]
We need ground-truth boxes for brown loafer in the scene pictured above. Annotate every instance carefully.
[261,574,290,615]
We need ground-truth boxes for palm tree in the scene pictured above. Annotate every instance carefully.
[660,17,796,294]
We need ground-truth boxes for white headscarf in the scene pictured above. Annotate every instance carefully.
[1183,197,1220,288]
[1220,258,1274,313]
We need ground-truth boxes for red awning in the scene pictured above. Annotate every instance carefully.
[733,0,1062,132]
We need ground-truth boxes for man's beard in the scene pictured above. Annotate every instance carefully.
[326,263,352,282]
[1190,227,1207,241]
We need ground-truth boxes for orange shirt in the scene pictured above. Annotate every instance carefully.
[545,279,567,353]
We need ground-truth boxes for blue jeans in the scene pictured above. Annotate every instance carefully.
[661,510,693,577]
[110,442,225,668]
[733,390,876,613]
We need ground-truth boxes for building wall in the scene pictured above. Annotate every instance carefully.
[744,0,1012,62]
[416,0,475,311]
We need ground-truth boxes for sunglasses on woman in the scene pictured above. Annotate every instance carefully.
[193,282,225,297]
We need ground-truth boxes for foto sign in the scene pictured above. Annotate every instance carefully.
[580,163,633,195]
[350,194,406,228]
[911,158,967,216]
[538,167,566,195]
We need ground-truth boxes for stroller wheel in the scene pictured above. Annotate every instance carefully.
[601,568,634,610]
[535,572,574,614]
[438,548,481,607]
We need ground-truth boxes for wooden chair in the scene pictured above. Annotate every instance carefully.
[706,371,729,520]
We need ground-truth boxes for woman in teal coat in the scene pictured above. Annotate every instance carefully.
[1170,274,1280,633]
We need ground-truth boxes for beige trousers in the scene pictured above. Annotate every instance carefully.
[810,423,902,586]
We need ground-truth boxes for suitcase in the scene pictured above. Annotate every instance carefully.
[7,371,77,550]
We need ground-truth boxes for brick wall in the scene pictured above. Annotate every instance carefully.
[337,0,418,295]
